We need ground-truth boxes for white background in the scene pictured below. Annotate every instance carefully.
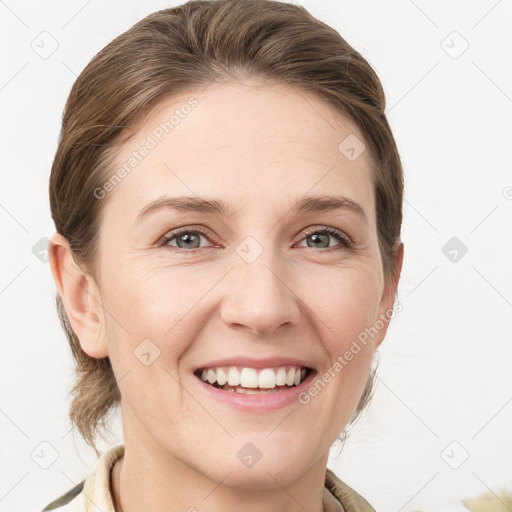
[1,1,511,511]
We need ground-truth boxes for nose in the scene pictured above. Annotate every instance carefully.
[220,247,300,335]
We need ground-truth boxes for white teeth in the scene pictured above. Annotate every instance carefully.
[275,367,287,386]
[207,369,216,385]
[227,367,240,386]
[258,368,276,388]
[198,365,309,389]
[216,367,227,386]
[240,368,258,388]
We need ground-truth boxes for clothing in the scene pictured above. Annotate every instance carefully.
[41,444,375,512]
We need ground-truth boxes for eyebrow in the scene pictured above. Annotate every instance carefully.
[136,194,368,226]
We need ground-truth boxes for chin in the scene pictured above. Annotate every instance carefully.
[211,443,313,491]
[218,462,307,491]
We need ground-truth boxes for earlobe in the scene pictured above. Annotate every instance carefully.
[48,232,109,359]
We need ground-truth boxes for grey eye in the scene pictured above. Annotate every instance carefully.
[165,231,209,249]
[306,233,331,248]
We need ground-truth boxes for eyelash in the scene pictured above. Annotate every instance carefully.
[158,226,353,253]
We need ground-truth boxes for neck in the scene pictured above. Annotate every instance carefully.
[111,415,340,512]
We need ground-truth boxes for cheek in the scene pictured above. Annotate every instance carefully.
[303,266,380,401]
[100,258,216,384]
[99,264,193,425]
[304,265,381,346]
[102,257,183,334]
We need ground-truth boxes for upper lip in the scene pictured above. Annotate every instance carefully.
[195,356,315,372]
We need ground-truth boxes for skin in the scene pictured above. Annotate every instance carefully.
[50,77,403,512]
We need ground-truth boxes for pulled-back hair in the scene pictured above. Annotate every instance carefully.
[49,0,403,456]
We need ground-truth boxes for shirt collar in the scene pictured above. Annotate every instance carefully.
[83,444,124,512]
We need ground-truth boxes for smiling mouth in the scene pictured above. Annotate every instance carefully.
[194,365,312,394]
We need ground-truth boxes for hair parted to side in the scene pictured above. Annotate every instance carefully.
[49,0,403,456]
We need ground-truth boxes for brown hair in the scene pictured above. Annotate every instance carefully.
[49,0,403,456]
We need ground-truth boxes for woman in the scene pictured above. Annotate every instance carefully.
[43,0,404,510]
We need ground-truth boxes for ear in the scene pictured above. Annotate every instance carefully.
[374,241,404,349]
[48,232,109,359]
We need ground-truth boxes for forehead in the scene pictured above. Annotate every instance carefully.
[105,79,375,223]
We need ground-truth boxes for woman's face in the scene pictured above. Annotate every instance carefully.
[88,79,401,488]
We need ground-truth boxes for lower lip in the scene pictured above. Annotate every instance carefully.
[194,370,317,411]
